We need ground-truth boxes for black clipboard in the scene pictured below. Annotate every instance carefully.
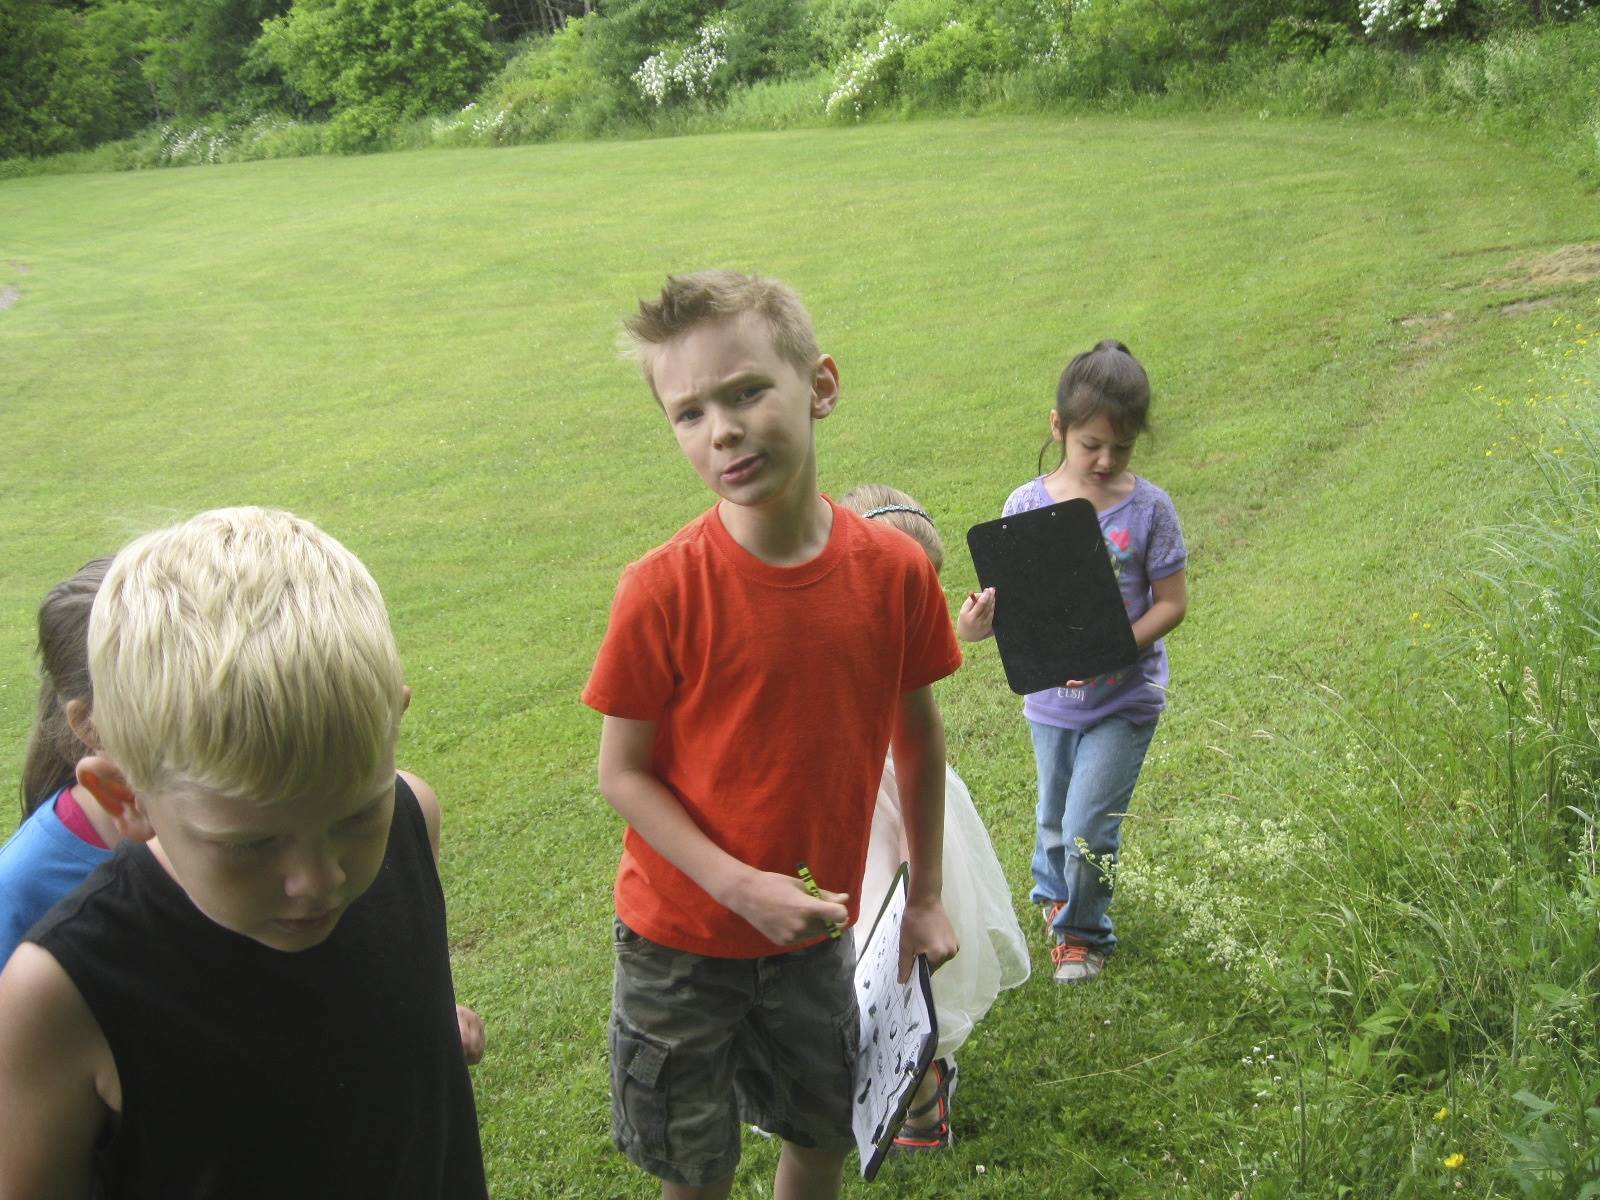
[966,498,1138,695]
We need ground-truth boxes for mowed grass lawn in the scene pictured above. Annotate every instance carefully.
[1,115,1595,1197]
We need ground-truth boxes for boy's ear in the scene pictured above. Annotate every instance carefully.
[809,354,840,420]
[77,757,155,843]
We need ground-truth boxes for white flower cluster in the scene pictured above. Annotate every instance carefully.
[1359,0,1456,35]
[825,21,911,117]
[633,19,730,107]
[430,102,509,144]
[1108,814,1320,995]
[160,125,234,165]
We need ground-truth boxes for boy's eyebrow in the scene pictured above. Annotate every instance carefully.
[662,367,769,411]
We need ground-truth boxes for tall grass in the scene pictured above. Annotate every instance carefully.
[1247,394,1600,1193]
[1097,316,1600,1194]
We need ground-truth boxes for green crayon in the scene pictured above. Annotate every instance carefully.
[796,862,842,939]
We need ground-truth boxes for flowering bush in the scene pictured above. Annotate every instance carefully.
[1361,0,1596,37]
[825,0,1072,118]
[825,21,911,116]
[632,18,730,106]
[1359,0,1459,36]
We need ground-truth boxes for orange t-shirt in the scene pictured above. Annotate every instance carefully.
[582,499,962,958]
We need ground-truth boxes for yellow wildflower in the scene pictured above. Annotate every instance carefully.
[1434,1106,1448,1121]
[1443,1153,1465,1170]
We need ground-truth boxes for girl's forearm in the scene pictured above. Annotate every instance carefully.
[1131,598,1186,650]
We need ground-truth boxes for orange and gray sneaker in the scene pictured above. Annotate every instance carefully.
[1041,900,1066,933]
[1051,940,1105,984]
[892,1058,957,1152]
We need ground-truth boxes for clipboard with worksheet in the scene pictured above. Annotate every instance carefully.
[850,864,935,1181]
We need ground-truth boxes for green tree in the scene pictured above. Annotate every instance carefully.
[142,0,292,116]
[255,0,497,144]
[0,0,160,157]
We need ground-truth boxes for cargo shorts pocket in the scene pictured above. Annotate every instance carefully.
[610,1016,670,1157]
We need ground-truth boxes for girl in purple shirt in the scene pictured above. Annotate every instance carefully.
[958,340,1188,985]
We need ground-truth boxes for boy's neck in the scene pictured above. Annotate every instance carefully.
[717,490,834,567]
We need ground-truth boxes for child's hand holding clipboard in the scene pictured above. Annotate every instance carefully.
[965,499,1138,695]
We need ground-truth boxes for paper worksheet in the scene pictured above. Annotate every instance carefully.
[851,864,937,1181]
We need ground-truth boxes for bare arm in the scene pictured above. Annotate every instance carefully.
[890,686,959,984]
[397,769,484,1065]
[0,945,112,1200]
[597,715,847,946]
[1130,568,1187,650]
[400,769,442,861]
[956,587,995,642]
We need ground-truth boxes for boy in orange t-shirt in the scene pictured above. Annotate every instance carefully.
[583,271,961,1199]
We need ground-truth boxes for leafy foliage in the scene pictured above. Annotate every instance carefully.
[255,0,496,143]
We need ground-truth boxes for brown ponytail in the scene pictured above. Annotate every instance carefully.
[20,557,111,817]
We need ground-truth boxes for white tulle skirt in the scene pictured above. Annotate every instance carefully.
[859,760,1030,1060]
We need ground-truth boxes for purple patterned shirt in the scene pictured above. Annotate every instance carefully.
[1001,475,1186,729]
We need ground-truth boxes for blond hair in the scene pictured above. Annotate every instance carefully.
[622,270,820,394]
[840,484,944,574]
[89,507,404,809]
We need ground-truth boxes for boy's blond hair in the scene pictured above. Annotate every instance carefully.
[623,270,820,394]
[89,507,405,809]
[840,484,944,574]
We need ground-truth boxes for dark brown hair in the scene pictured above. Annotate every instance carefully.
[1038,339,1152,474]
[20,556,111,817]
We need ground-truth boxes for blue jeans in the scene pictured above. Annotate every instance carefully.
[1028,716,1158,952]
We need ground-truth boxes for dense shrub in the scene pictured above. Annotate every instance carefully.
[429,16,611,143]
[811,0,894,65]
[254,0,497,144]
[0,0,130,157]
[139,0,293,117]
[825,0,1072,116]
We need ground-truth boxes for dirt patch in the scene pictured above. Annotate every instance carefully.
[7,260,29,276]
[1399,311,1455,329]
[1498,296,1564,317]
[1489,243,1600,289]
[1396,310,1455,347]
[0,286,20,312]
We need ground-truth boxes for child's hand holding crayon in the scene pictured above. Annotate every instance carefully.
[726,866,849,947]
[957,587,996,643]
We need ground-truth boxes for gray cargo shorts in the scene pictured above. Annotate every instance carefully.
[609,918,859,1187]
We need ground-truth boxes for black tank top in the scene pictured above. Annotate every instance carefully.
[31,777,488,1199]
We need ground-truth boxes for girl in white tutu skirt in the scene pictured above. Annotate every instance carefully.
[842,485,1031,1152]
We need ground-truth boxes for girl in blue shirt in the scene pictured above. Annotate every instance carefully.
[0,558,118,964]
